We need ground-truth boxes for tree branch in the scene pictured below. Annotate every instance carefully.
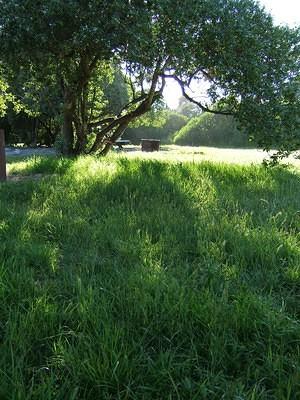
[89,117,115,129]
[162,74,235,116]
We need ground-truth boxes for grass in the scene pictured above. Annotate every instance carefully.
[119,145,300,166]
[1,155,300,399]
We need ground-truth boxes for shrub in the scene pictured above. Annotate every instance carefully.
[173,112,253,148]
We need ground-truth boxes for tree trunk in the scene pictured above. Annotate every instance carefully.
[62,90,76,155]
[74,83,89,155]
[74,124,88,154]
[31,118,38,147]
[62,56,92,155]
[100,122,129,156]
[89,70,163,155]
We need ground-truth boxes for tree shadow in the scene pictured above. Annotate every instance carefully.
[1,158,300,398]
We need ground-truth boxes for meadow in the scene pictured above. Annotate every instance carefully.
[1,154,300,399]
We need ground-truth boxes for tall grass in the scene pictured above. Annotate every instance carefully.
[1,155,300,399]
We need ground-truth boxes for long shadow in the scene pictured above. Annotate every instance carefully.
[0,158,300,398]
[21,157,300,306]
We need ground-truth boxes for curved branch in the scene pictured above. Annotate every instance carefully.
[117,92,148,117]
[89,117,115,129]
[163,74,235,116]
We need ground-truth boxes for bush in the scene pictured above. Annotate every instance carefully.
[173,112,253,148]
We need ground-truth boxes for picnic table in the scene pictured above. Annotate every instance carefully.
[114,139,131,150]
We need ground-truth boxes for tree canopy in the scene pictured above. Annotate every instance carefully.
[1,0,299,157]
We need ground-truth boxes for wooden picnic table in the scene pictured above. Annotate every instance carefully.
[115,139,131,149]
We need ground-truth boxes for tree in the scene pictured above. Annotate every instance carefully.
[0,0,144,154]
[1,0,299,157]
[1,61,130,147]
[177,96,201,119]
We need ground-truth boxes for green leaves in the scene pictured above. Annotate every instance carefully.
[1,0,299,156]
[0,74,9,117]
[0,67,25,117]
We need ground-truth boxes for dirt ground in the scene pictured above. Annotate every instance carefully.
[5,147,55,157]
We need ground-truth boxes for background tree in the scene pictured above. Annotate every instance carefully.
[173,113,252,148]
[177,96,201,119]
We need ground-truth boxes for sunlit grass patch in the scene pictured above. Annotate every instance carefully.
[7,155,71,175]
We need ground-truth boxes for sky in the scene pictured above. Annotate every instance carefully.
[163,0,300,109]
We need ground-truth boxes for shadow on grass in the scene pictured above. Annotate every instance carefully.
[0,158,300,399]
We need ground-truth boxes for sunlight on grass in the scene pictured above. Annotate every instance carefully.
[0,155,300,399]
[118,144,300,167]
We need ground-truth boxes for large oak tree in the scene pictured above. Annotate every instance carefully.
[1,0,299,157]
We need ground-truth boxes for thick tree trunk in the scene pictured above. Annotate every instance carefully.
[62,56,93,155]
[74,125,88,154]
[100,122,129,156]
[74,83,89,155]
[89,131,106,153]
[63,109,74,155]
[89,68,163,155]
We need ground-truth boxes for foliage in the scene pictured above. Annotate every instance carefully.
[0,62,63,145]
[173,112,253,148]
[0,66,24,118]
[1,63,130,147]
[0,0,140,153]
[0,74,9,117]
[124,110,188,144]
[102,68,130,116]
[85,64,130,123]
[1,0,299,156]
[176,96,201,118]
[2,155,300,398]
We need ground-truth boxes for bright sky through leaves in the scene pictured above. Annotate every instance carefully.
[164,0,300,109]
[260,0,300,26]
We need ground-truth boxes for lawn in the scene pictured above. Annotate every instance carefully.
[119,145,300,166]
[1,155,300,399]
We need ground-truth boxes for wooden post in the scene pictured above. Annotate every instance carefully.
[0,129,7,182]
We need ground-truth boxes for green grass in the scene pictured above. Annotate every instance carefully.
[1,155,300,399]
